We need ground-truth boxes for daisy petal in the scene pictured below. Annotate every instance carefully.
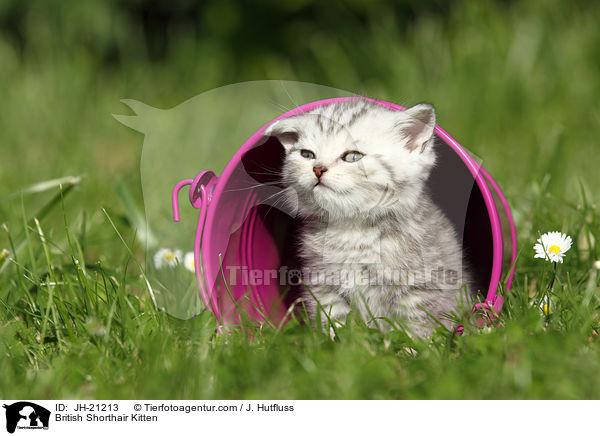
[533,231,572,263]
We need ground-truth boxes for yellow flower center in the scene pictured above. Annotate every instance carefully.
[542,304,552,316]
[165,252,175,260]
[190,260,195,269]
[548,245,561,255]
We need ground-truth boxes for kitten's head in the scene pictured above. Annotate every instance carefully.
[264,99,437,220]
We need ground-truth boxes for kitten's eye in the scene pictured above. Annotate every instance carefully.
[300,149,316,159]
[341,151,364,162]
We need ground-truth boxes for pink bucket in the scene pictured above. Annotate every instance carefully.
[172,97,517,327]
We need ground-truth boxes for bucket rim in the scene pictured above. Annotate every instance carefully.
[201,97,513,309]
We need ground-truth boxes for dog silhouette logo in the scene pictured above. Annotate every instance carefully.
[3,402,50,434]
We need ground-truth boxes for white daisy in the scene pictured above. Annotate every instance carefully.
[184,252,195,273]
[539,295,552,316]
[154,248,183,269]
[533,231,572,263]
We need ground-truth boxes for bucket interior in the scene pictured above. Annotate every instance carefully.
[213,135,494,324]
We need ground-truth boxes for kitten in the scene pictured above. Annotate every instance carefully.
[264,99,474,337]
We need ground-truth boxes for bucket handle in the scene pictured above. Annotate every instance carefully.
[172,171,219,317]
[172,179,194,222]
[172,170,218,221]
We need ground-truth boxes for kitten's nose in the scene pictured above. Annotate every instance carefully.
[313,166,328,178]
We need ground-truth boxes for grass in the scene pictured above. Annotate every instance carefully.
[1,0,600,399]
[1,179,599,399]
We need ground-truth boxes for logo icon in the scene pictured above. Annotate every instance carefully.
[3,402,50,434]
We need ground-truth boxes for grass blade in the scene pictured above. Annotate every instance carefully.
[115,179,157,248]
[0,176,81,203]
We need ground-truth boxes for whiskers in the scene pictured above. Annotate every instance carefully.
[268,100,296,115]
[260,186,296,219]
[245,163,286,182]
[223,180,283,193]
[373,184,400,209]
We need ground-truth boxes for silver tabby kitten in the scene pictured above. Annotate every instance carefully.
[265,99,473,337]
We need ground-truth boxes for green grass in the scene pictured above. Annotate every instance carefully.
[1,0,600,399]
[1,179,599,399]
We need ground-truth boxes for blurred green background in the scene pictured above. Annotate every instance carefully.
[1,0,599,207]
[1,0,600,399]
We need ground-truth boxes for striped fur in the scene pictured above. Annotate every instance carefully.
[265,99,473,337]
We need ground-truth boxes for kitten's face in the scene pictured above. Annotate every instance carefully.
[264,100,437,220]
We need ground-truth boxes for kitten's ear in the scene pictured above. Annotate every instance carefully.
[263,118,300,151]
[396,104,436,152]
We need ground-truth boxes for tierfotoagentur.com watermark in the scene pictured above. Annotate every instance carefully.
[225,265,463,289]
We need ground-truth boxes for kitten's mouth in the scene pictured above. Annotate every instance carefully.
[313,181,330,190]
